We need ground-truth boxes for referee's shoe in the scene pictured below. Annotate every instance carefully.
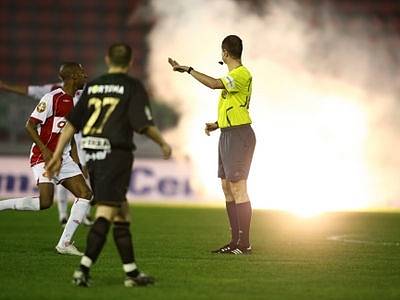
[124,273,155,287]
[229,245,252,255]
[211,243,233,254]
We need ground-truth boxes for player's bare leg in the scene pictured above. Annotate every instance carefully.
[56,185,69,226]
[229,179,250,204]
[62,174,92,199]
[228,179,252,254]
[0,182,54,211]
[55,175,92,256]
[82,178,94,226]
[73,203,154,287]
[211,179,239,253]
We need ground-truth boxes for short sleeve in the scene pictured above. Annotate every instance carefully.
[220,73,239,93]
[128,81,155,133]
[28,83,61,100]
[67,86,87,131]
[30,94,53,124]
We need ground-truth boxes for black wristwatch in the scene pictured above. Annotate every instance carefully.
[187,67,193,74]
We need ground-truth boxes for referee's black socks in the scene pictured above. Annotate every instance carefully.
[236,201,252,248]
[225,201,240,247]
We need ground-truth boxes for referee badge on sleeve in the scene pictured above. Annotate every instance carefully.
[36,101,47,113]
[225,75,235,89]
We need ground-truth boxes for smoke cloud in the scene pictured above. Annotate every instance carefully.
[146,0,400,213]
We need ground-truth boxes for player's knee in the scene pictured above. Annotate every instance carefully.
[39,196,53,210]
[221,185,229,195]
[221,180,229,194]
[230,187,249,203]
[114,214,130,223]
[77,187,92,200]
[83,189,93,200]
[95,205,116,222]
[230,185,242,199]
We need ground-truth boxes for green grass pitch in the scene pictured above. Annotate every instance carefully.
[0,204,400,300]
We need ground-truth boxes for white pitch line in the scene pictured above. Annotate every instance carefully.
[327,235,400,246]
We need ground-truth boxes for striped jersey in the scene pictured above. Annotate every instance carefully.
[29,88,78,166]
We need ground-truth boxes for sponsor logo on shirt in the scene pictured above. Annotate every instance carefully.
[52,117,66,133]
[88,85,124,95]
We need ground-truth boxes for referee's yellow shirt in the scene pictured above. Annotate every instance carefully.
[218,65,252,128]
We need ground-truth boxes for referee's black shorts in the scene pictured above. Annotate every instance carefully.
[87,149,133,207]
[218,124,256,182]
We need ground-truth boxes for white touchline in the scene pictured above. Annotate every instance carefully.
[327,234,400,246]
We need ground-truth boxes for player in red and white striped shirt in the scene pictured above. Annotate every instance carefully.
[0,63,92,256]
[0,79,92,227]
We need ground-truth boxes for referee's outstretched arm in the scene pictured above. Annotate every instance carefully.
[168,57,224,90]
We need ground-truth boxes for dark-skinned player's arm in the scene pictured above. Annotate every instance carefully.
[69,136,88,177]
[0,80,28,95]
[70,137,80,164]
[45,122,76,177]
[168,58,225,90]
[25,118,53,163]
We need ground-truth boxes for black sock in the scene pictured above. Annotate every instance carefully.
[79,265,90,276]
[113,222,140,278]
[225,201,239,247]
[127,269,140,278]
[113,221,135,264]
[236,201,252,248]
[84,217,111,264]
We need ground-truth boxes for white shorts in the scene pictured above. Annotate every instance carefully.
[32,156,82,185]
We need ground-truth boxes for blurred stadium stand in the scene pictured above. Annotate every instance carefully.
[0,0,178,157]
[311,0,400,35]
[0,0,151,82]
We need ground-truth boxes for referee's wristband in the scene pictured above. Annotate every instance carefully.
[187,67,193,74]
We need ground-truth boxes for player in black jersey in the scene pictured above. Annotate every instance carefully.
[46,43,172,287]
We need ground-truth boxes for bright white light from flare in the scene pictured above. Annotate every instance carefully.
[183,79,372,217]
[147,0,398,215]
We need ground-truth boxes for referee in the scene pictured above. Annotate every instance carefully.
[169,35,256,255]
[47,43,172,286]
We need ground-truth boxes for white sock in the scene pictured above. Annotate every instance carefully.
[57,198,90,247]
[80,256,92,268]
[85,205,92,218]
[123,263,138,273]
[56,185,69,221]
[0,197,40,211]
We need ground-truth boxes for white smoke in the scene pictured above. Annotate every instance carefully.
[145,0,400,213]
